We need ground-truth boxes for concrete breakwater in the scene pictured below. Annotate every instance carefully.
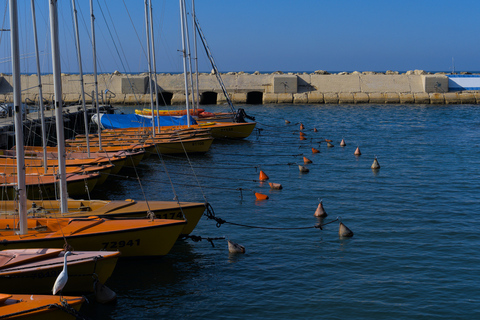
[1,70,479,105]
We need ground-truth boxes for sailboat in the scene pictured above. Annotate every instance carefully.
[0,0,191,258]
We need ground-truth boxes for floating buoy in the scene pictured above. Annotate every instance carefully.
[255,192,269,200]
[339,222,354,238]
[327,142,334,148]
[95,282,117,304]
[285,120,290,124]
[314,200,327,217]
[354,147,361,156]
[312,147,320,154]
[325,139,332,142]
[228,240,246,254]
[269,182,283,190]
[259,170,269,181]
[313,128,318,132]
[340,139,346,147]
[300,135,307,140]
[300,123,305,130]
[371,157,380,169]
[303,156,312,164]
[298,165,309,173]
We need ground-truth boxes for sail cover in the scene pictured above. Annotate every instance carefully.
[92,113,197,129]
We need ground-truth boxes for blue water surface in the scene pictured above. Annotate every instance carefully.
[86,104,480,319]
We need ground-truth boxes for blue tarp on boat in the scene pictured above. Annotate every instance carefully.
[96,114,197,129]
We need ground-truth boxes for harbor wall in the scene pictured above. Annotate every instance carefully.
[0,70,478,105]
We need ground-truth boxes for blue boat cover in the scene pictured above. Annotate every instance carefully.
[98,114,197,129]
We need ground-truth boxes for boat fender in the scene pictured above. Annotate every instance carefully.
[95,281,117,304]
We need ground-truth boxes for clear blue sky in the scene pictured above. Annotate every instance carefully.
[1,0,480,74]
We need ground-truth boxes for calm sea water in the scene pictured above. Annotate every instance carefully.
[84,104,480,319]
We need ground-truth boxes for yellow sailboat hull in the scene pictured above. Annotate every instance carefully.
[0,218,186,257]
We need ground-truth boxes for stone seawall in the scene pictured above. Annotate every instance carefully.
[0,70,477,105]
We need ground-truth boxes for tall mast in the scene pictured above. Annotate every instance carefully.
[149,0,160,133]
[71,0,90,157]
[192,0,200,111]
[10,0,27,234]
[49,0,68,213]
[30,0,48,173]
[144,0,155,136]
[184,1,196,111]
[179,0,190,127]
[90,0,101,149]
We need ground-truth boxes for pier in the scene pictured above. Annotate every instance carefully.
[1,71,480,106]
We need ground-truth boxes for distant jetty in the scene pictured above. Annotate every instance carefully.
[1,70,479,105]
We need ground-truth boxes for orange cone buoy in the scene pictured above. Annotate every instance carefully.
[314,200,327,217]
[327,142,334,148]
[371,157,380,169]
[340,139,346,147]
[303,157,312,164]
[354,146,361,156]
[255,192,269,200]
[269,182,283,190]
[300,135,307,140]
[285,120,291,124]
[259,170,269,181]
[314,128,318,132]
[228,240,246,253]
[325,139,332,142]
[298,165,309,173]
[300,132,306,136]
[312,147,320,154]
[339,222,354,237]
[300,123,305,130]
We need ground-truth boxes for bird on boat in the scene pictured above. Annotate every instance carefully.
[53,251,72,297]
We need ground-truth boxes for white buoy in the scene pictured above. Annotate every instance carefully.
[327,142,334,148]
[354,146,361,156]
[371,157,380,169]
[95,281,117,304]
[228,240,246,253]
[298,165,309,173]
[340,139,346,147]
[314,200,328,217]
[339,222,354,237]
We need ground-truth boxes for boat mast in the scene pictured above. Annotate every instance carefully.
[90,0,101,150]
[10,0,27,234]
[183,1,196,112]
[192,0,200,111]
[71,0,90,157]
[179,0,190,127]
[49,0,68,213]
[144,0,155,136]
[30,0,48,173]
[149,0,160,133]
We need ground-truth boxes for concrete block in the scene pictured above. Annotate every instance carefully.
[414,93,430,104]
[121,77,148,94]
[399,93,415,104]
[474,92,480,104]
[429,93,445,104]
[277,93,293,103]
[311,74,360,93]
[307,92,324,104]
[422,75,448,93]
[360,75,412,93]
[444,92,460,104]
[324,93,338,104]
[385,93,400,104]
[293,93,308,104]
[231,93,247,104]
[263,93,278,104]
[297,74,313,93]
[338,93,354,104]
[458,92,476,104]
[273,75,297,94]
[353,92,369,103]
[171,93,186,105]
[368,93,385,104]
